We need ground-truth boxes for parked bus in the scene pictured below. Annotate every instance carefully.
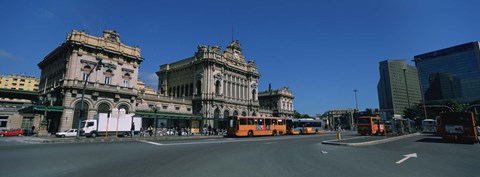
[422,119,437,133]
[438,112,478,144]
[286,119,324,135]
[226,116,287,137]
[357,116,385,136]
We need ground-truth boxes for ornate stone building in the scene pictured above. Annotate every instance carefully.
[157,40,261,128]
[258,85,294,118]
[36,30,143,132]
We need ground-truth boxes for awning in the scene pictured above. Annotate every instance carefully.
[19,105,64,113]
[134,110,203,120]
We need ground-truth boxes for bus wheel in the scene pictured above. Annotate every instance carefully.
[299,130,303,134]
[248,130,254,137]
[272,130,278,136]
[315,129,318,133]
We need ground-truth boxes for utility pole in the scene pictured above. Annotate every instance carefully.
[354,89,359,112]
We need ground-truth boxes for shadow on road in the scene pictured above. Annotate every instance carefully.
[416,137,442,143]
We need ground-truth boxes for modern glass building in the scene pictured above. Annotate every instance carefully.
[414,42,480,104]
[378,60,422,118]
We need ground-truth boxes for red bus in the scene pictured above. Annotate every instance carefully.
[227,116,287,137]
[438,112,478,144]
[357,116,385,136]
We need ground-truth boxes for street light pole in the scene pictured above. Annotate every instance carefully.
[76,59,103,139]
[354,89,359,112]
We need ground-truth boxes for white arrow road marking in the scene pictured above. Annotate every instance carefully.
[138,140,163,146]
[321,151,328,154]
[396,153,417,164]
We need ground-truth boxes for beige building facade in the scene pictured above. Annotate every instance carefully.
[157,40,261,129]
[258,85,294,118]
[37,30,143,132]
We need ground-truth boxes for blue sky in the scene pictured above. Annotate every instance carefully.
[1,0,479,116]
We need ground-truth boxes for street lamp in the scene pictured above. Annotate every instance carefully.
[353,89,359,112]
[38,93,56,136]
[76,59,104,139]
[152,106,158,137]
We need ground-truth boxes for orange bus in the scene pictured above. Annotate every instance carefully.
[438,112,478,144]
[357,116,385,136]
[226,116,287,137]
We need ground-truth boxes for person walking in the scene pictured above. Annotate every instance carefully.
[131,122,135,138]
[208,124,212,136]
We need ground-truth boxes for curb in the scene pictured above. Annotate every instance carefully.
[23,135,224,144]
[321,133,421,146]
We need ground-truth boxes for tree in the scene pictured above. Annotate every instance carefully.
[294,110,310,118]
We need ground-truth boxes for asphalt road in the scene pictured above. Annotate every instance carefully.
[0,132,478,177]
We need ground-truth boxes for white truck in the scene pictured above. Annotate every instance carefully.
[81,109,142,138]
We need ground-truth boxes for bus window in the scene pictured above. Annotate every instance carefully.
[257,118,264,130]
[279,119,284,125]
[248,118,255,125]
[272,119,277,125]
[265,119,271,130]
[240,118,247,125]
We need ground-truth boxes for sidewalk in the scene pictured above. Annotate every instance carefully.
[4,134,224,144]
[321,133,420,146]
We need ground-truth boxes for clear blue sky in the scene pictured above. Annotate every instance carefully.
[1,0,479,116]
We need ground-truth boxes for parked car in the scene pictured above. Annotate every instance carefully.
[55,129,78,138]
[0,128,25,137]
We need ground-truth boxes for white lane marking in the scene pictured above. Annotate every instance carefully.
[396,153,417,164]
[138,140,163,146]
[143,133,339,146]
[264,142,278,145]
[321,151,328,154]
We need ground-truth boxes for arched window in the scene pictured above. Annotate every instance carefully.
[214,109,220,119]
[196,80,202,95]
[241,112,246,116]
[82,65,91,81]
[233,111,238,116]
[252,89,256,101]
[215,80,221,95]
[98,103,111,114]
[122,73,130,87]
[223,110,230,119]
[118,105,129,114]
[73,102,89,127]
[104,69,113,85]
[252,112,257,116]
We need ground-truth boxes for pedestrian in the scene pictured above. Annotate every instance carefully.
[148,126,153,136]
[31,125,35,136]
[131,122,135,137]
[208,124,212,136]
[203,126,207,136]
[140,127,145,137]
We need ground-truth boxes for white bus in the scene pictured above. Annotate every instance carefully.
[286,119,325,134]
[422,119,437,133]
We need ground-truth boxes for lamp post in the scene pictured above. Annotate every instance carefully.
[76,59,104,139]
[353,89,359,112]
[153,106,158,137]
[39,93,56,136]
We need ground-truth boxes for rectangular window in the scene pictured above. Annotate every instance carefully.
[162,106,168,109]
[240,118,247,125]
[175,107,180,110]
[0,116,7,128]
[247,118,255,125]
[104,77,111,84]
[123,80,129,87]
[21,118,33,129]
[83,74,88,81]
